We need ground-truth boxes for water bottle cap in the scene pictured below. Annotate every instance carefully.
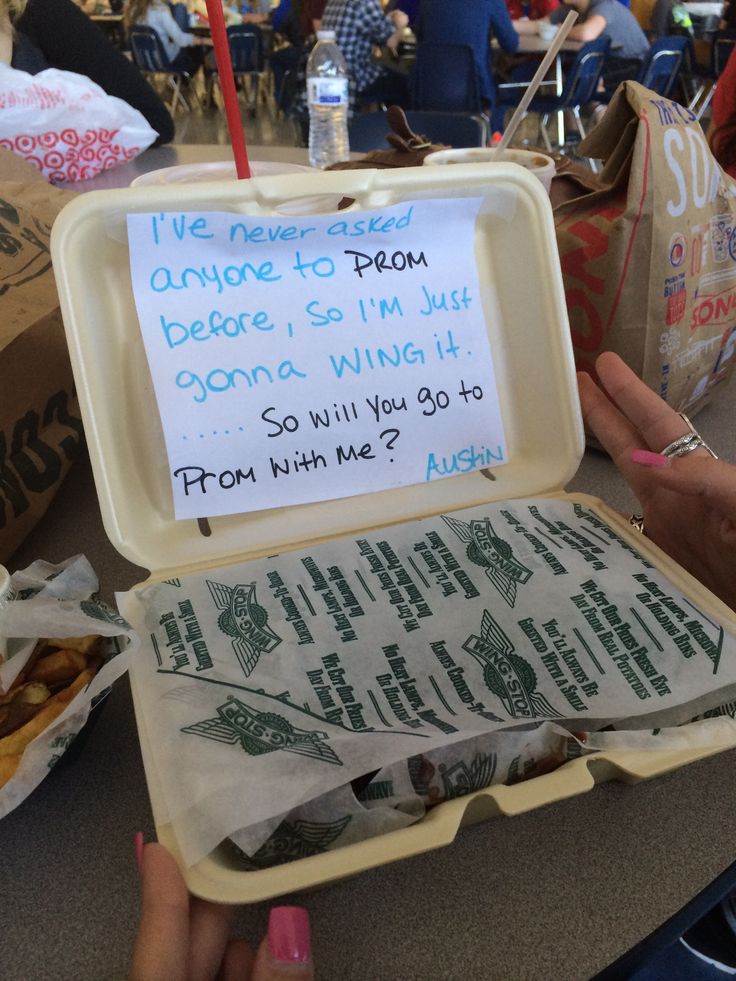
[316,30,337,40]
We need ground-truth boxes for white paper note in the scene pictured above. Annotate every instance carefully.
[126,198,506,518]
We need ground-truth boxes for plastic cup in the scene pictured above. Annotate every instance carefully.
[422,146,556,195]
[130,160,344,215]
[538,22,559,42]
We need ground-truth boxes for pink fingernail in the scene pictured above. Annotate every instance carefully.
[631,449,669,467]
[268,907,311,964]
[134,831,144,876]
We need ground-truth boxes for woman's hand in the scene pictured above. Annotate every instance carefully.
[578,352,736,612]
[130,840,313,981]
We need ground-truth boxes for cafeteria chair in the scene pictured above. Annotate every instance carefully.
[410,42,486,118]
[524,37,611,170]
[128,24,198,114]
[348,110,488,152]
[687,29,736,120]
[637,35,690,98]
[207,24,271,116]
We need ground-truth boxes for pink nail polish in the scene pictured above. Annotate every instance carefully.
[134,831,144,876]
[631,449,669,467]
[268,907,311,964]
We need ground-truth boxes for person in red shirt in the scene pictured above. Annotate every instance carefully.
[709,46,736,180]
[505,0,559,20]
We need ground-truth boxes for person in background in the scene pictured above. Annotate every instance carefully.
[708,46,736,179]
[415,0,520,131]
[506,0,559,22]
[0,0,174,143]
[320,0,409,108]
[74,0,111,12]
[270,0,325,108]
[130,839,314,981]
[547,0,650,97]
[189,0,245,26]
[124,0,209,73]
[385,0,419,28]
[648,0,692,37]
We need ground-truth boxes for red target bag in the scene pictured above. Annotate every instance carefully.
[0,64,157,184]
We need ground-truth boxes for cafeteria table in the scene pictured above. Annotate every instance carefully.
[5,144,736,981]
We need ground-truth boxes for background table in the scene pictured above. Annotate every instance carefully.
[7,144,736,981]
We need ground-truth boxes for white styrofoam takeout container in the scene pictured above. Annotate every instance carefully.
[50,164,736,902]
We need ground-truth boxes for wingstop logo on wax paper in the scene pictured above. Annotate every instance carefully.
[182,696,342,765]
[463,610,561,720]
[207,580,281,676]
[442,514,532,607]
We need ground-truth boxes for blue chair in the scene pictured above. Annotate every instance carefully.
[525,37,611,166]
[128,24,197,114]
[349,109,488,152]
[208,24,270,116]
[688,29,736,119]
[637,35,690,97]
[410,42,484,115]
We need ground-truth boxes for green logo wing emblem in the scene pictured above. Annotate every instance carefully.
[207,580,281,676]
[182,697,342,765]
[463,610,561,719]
[439,751,497,800]
[442,515,532,607]
[230,815,352,869]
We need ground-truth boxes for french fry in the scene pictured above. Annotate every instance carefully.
[0,684,51,738]
[0,753,21,788]
[46,635,99,655]
[0,668,92,757]
[28,648,87,687]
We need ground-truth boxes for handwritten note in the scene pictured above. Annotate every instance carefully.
[126,198,507,519]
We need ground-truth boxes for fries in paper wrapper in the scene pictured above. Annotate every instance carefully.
[0,555,137,817]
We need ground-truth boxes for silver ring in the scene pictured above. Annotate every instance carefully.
[660,413,718,460]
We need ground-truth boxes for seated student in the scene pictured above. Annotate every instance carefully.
[320,0,409,109]
[124,0,208,74]
[648,0,693,37]
[386,0,419,28]
[189,0,245,26]
[549,0,650,98]
[415,0,520,130]
[2,0,174,143]
[270,0,325,108]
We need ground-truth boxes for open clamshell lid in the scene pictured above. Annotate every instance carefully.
[51,163,583,575]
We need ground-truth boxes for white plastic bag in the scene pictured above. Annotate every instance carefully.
[0,64,157,183]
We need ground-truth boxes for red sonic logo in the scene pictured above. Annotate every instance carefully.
[691,283,736,332]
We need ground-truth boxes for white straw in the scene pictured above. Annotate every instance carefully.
[495,9,579,155]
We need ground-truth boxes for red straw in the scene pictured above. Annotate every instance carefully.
[205,0,251,178]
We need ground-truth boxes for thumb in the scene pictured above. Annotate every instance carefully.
[252,907,314,981]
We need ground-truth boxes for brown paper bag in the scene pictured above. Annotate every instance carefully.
[554,82,736,414]
[0,150,82,563]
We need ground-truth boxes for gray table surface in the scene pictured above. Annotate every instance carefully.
[5,145,736,981]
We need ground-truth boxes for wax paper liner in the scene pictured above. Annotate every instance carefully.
[0,555,138,819]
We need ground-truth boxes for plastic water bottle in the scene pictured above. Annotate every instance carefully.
[307,30,350,169]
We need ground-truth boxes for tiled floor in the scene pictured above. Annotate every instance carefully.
[169,89,300,148]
